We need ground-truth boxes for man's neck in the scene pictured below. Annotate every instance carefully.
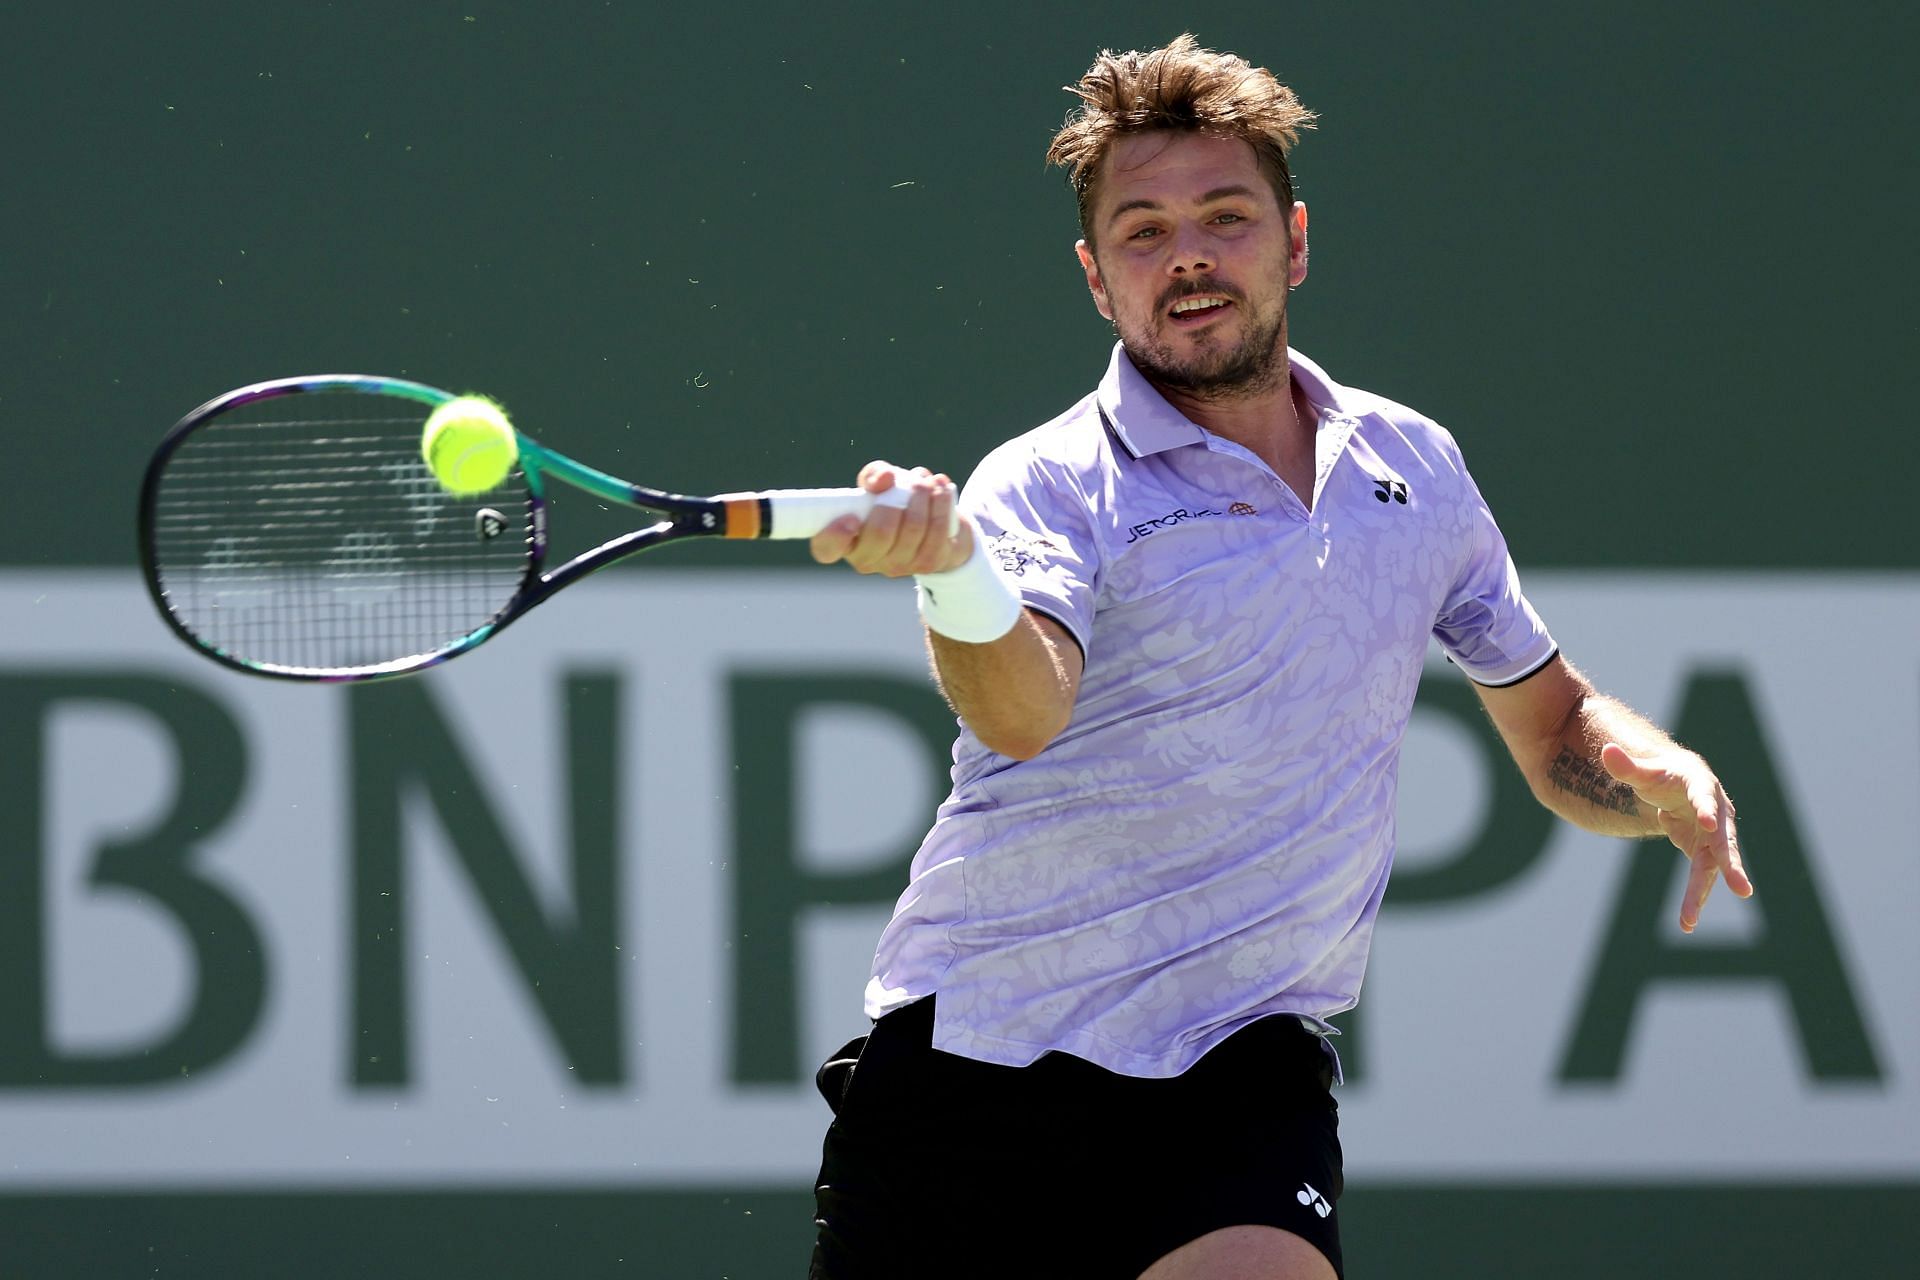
[1150,357,1318,491]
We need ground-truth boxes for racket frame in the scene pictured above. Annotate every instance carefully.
[138,374,769,682]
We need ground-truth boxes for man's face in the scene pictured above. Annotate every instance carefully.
[1076,131,1309,399]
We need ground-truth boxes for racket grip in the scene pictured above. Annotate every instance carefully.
[750,467,959,541]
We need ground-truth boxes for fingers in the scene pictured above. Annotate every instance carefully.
[807,517,858,565]
[1661,770,1751,933]
[1601,743,1688,812]
[1677,811,1749,933]
[1680,852,1719,934]
[1607,742,1731,837]
[1608,743,1753,929]
[1719,801,1753,898]
[1599,741,1640,780]
[1652,805,1713,933]
[1603,742,1670,812]
[808,463,968,577]
[858,459,908,495]
[1683,774,1720,833]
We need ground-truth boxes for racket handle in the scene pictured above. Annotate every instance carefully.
[743,467,960,541]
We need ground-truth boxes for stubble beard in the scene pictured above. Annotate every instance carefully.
[1121,291,1290,403]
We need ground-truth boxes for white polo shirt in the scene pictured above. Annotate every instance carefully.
[864,344,1557,1077]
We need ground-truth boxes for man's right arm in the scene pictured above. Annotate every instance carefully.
[809,460,1082,760]
[927,611,1082,760]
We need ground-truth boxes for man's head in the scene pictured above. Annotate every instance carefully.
[1047,35,1315,253]
[1047,36,1316,401]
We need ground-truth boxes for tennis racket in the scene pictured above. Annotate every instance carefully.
[139,374,921,682]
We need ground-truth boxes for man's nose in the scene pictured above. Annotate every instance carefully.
[1167,224,1216,276]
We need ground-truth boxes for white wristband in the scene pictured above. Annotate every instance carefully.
[915,532,1022,643]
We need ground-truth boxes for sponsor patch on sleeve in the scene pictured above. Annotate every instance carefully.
[987,532,1059,577]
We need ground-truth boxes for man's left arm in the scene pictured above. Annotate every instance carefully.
[1472,654,1754,932]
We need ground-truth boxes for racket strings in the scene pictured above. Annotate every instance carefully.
[148,397,532,675]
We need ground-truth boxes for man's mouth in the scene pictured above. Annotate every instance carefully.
[1166,295,1234,327]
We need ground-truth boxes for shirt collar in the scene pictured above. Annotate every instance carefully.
[1284,348,1355,417]
[1096,342,1357,459]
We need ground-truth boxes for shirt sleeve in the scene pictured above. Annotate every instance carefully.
[1430,438,1558,686]
[959,439,1101,657]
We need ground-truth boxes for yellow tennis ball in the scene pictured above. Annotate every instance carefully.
[421,396,519,495]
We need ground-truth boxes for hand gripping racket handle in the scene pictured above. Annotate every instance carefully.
[733,466,960,540]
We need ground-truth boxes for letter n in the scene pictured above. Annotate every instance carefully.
[348,674,623,1086]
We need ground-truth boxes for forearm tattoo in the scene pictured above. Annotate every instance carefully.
[1546,747,1641,817]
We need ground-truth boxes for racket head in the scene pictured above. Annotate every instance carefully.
[138,375,545,681]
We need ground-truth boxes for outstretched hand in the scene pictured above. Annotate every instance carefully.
[1601,743,1753,932]
[808,460,971,577]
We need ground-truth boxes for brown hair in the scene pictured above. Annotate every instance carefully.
[1046,34,1316,246]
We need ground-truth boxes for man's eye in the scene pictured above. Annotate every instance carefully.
[1129,226,1160,240]
[1214,213,1242,225]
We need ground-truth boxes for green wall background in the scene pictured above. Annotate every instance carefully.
[5,1,1917,1275]
[6,1,1915,573]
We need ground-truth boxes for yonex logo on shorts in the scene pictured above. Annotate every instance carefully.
[1296,1183,1333,1218]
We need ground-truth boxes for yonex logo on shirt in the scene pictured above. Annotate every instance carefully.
[1373,479,1409,505]
[1123,506,1224,544]
[1297,1183,1333,1218]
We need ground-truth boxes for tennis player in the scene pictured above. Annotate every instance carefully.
[806,34,1749,1280]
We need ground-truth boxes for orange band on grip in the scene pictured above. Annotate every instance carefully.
[722,497,764,539]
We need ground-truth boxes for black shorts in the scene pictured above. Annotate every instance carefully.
[808,997,1344,1279]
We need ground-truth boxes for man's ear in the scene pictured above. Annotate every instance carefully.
[1075,239,1114,321]
[1288,203,1310,289]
